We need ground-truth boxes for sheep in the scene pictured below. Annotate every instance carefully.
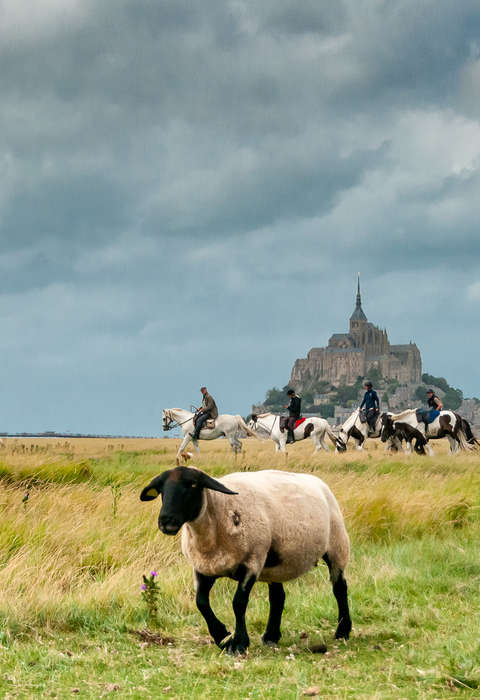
[140,465,352,654]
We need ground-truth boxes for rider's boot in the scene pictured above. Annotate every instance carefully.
[286,429,295,444]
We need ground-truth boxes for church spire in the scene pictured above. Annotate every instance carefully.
[350,273,367,323]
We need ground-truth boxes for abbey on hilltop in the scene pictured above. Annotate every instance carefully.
[289,277,422,391]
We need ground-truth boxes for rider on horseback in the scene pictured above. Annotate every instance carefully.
[426,389,443,411]
[360,380,380,433]
[285,388,301,444]
[192,387,218,440]
[423,389,443,432]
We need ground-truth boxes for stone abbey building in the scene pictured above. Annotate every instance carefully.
[290,279,422,391]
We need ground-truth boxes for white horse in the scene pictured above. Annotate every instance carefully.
[162,408,258,464]
[381,408,474,455]
[248,413,336,453]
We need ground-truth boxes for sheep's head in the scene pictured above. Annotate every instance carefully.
[140,466,238,535]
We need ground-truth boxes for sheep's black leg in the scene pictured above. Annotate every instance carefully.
[195,571,230,647]
[262,582,285,645]
[323,554,352,640]
[222,573,256,654]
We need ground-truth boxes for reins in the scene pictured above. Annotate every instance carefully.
[163,410,194,431]
[253,414,278,436]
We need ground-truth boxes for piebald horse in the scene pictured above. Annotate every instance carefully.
[162,408,258,464]
[335,408,385,452]
[380,408,475,455]
[248,413,337,453]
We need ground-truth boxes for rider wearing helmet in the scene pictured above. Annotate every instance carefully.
[285,388,301,444]
[192,387,219,440]
[360,380,380,432]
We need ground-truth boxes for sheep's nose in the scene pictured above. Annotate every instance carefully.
[159,515,181,535]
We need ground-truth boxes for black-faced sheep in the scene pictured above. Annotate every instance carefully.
[140,466,352,653]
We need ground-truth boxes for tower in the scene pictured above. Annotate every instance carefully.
[349,274,367,340]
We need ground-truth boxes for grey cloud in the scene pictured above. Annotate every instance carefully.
[1,0,480,432]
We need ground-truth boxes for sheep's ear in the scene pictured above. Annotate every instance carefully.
[140,472,168,501]
[199,472,238,495]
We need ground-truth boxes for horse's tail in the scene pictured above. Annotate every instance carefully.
[236,415,260,440]
[462,418,480,446]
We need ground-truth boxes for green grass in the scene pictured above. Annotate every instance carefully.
[0,438,479,698]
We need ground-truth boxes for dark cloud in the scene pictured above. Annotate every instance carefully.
[0,0,479,433]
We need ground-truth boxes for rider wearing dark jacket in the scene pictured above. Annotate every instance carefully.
[193,387,218,440]
[427,389,443,411]
[285,389,301,444]
[360,381,380,431]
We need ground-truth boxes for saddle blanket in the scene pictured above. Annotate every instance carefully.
[279,417,306,431]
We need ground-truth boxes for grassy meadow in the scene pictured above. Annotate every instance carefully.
[0,436,479,698]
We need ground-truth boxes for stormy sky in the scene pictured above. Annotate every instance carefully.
[1,0,480,434]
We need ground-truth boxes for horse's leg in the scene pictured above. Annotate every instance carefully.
[176,433,192,462]
[426,441,434,456]
[317,429,329,452]
[446,434,457,454]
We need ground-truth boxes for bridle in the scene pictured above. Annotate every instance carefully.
[250,414,277,437]
[162,409,194,432]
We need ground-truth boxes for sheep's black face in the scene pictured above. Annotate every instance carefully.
[140,466,238,536]
[159,471,205,535]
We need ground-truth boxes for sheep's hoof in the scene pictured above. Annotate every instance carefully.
[334,618,352,640]
[221,636,249,655]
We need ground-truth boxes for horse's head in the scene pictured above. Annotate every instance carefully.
[380,412,394,442]
[335,430,348,452]
[162,409,174,432]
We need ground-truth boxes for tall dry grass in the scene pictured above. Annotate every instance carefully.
[0,436,478,637]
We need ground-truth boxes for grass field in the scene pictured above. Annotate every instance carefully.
[0,436,479,699]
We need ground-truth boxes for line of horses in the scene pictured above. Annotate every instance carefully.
[162,406,478,464]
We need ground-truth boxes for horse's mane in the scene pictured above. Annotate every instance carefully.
[256,412,273,419]
[389,408,418,421]
[341,408,359,431]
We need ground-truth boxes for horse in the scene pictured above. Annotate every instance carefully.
[334,408,385,452]
[380,412,428,455]
[380,408,475,455]
[248,413,337,453]
[162,408,258,464]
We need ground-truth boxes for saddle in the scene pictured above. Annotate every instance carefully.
[193,413,216,430]
[416,409,439,427]
[279,417,306,432]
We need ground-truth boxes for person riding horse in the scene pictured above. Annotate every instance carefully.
[422,388,443,433]
[285,388,301,444]
[192,387,218,440]
[360,381,380,432]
